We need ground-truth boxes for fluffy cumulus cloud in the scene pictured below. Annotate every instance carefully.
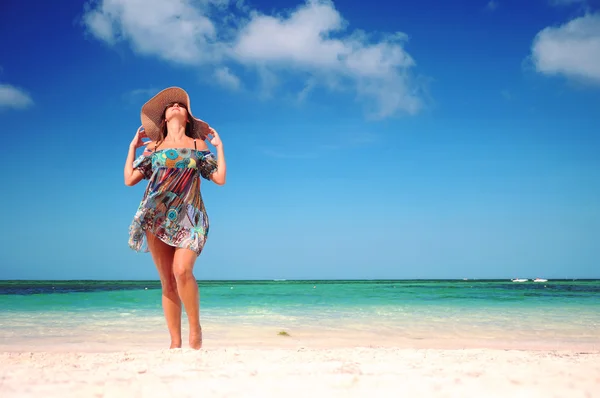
[530,13,600,84]
[82,0,424,118]
[0,84,33,109]
[214,66,241,90]
[82,0,221,64]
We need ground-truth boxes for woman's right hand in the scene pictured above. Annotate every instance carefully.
[130,126,149,149]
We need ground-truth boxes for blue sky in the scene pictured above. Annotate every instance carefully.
[1,0,599,280]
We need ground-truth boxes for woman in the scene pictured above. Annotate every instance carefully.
[123,87,227,349]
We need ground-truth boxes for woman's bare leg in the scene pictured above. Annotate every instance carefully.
[146,232,181,349]
[172,248,202,349]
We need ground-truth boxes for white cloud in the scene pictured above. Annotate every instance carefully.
[121,87,161,103]
[232,2,420,117]
[255,67,279,99]
[297,78,316,102]
[487,1,499,11]
[127,88,159,97]
[214,67,241,90]
[83,7,116,44]
[530,13,600,84]
[82,0,220,65]
[82,0,424,118]
[232,3,348,69]
[0,84,33,109]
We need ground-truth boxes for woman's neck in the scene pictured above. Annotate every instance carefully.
[164,120,187,143]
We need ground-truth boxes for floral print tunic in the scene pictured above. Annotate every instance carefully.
[128,145,218,256]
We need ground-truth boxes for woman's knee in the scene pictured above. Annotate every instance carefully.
[173,264,194,283]
[160,274,178,294]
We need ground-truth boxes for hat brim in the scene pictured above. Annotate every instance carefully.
[140,87,210,142]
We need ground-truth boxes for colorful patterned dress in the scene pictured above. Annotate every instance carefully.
[128,143,218,256]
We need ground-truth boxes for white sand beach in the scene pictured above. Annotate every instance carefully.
[2,331,599,398]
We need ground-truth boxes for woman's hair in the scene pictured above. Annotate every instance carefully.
[155,102,193,146]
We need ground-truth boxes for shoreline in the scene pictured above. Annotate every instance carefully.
[2,325,599,353]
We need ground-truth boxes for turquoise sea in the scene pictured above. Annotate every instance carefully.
[1,280,599,350]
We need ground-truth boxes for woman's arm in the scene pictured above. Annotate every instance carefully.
[124,126,149,186]
[208,128,227,186]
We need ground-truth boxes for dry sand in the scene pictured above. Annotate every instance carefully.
[2,338,599,398]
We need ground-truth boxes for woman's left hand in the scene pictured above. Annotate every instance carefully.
[207,127,222,148]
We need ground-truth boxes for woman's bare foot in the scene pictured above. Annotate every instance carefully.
[189,328,202,350]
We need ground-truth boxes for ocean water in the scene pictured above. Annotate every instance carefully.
[1,280,599,350]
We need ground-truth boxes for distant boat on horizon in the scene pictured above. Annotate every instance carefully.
[533,278,548,283]
[511,278,528,282]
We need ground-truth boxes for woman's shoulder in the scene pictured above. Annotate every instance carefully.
[194,138,209,151]
[143,141,159,155]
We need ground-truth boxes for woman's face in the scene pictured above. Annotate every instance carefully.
[164,102,188,122]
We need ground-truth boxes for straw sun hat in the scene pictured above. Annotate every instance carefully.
[140,87,211,141]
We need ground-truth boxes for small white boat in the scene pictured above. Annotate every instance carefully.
[533,278,548,282]
[511,278,528,282]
